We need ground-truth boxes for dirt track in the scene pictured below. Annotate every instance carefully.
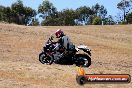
[0,23,132,88]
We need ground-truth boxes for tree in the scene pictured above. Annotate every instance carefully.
[103,15,115,25]
[0,0,113,26]
[11,0,24,15]
[11,0,24,24]
[62,9,77,26]
[38,0,57,19]
[126,12,132,24]
[41,16,62,26]
[92,3,107,19]
[0,5,6,21]
[38,0,58,25]
[10,0,36,25]
[91,3,107,25]
[24,7,36,25]
[76,6,94,25]
[11,0,25,24]
[92,16,102,25]
[0,6,12,23]
[41,9,77,26]
[38,1,109,26]
[92,3,100,16]
[31,18,39,26]
[4,7,12,23]
[99,5,107,19]
[117,0,131,21]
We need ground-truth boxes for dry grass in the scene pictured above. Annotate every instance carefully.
[0,23,132,88]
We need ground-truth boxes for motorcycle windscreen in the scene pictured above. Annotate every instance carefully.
[49,34,58,42]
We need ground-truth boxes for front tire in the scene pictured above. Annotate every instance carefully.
[39,52,53,65]
[75,54,91,67]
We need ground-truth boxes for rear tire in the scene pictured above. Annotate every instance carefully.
[75,54,91,67]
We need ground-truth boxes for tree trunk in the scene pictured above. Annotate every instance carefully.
[123,9,126,22]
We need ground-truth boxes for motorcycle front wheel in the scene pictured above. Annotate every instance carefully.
[39,52,53,65]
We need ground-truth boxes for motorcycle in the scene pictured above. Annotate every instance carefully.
[39,35,91,67]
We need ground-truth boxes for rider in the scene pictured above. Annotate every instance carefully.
[53,29,74,62]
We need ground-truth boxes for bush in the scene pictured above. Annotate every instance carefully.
[126,12,132,24]
[92,16,102,25]
[121,21,127,25]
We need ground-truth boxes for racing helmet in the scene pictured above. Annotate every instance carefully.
[55,29,64,38]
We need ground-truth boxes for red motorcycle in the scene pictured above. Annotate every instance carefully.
[39,35,91,67]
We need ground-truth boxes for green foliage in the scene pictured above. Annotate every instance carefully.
[121,21,127,24]
[11,0,24,15]
[117,0,130,10]
[103,15,115,25]
[0,0,36,25]
[0,6,12,23]
[92,3,100,16]
[126,12,132,24]
[92,3,107,19]
[92,16,102,25]
[0,0,113,26]
[11,0,36,25]
[38,0,60,26]
[76,6,94,25]
[117,0,131,21]
[74,3,107,25]
[0,6,6,21]
[62,9,77,26]
[41,17,62,26]
[39,1,108,26]
[3,0,131,25]
[99,5,107,19]
[38,0,57,19]
[41,9,77,26]
[32,18,39,26]
[24,7,36,25]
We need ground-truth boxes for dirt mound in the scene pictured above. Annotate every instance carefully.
[0,23,132,88]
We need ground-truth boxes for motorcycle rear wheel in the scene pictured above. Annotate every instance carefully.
[75,54,91,67]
